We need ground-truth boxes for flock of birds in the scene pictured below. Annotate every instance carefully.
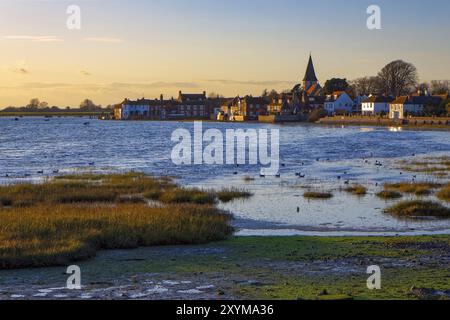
[229,153,421,184]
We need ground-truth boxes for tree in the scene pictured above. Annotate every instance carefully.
[268,89,279,101]
[350,76,381,96]
[38,101,49,109]
[324,78,349,95]
[423,100,447,117]
[415,82,430,94]
[430,80,450,95]
[208,92,224,99]
[261,89,269,98]
[79,99,100,111]
[26,98,40,109]
[377,60,418,97]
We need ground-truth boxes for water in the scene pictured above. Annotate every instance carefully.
[1,117,450,235]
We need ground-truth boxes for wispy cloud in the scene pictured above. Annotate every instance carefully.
[14,68,29,74]
[0,82,199,91]
[204,79,297,86]
[80,70,91,76]
[83,37,123,43]
[3,35,63,42]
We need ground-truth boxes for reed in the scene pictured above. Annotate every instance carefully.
[0,203,232,269]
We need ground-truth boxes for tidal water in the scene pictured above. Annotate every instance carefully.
[1,117,450,235]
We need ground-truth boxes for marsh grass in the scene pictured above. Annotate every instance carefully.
[385,200,450,219]
[437,184,450,202]
[344,185,367,196]
[158,188,217,205]
[376,190,403,200]
[216,188,253,203]
[0,173,234,269]
[0,173,175,207]
[0,204,232,269]
[383,182,441,196]
[304,191,333,199]
[398,156,450,177]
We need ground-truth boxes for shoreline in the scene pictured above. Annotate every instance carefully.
[1,235,449,300]
[3,115,450,131]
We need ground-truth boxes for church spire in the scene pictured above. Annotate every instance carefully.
[303,54,318,82]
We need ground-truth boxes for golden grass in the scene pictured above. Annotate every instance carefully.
[0,173,174,207]
[216,188,253,203]
[383,182,441,196]
[385,200,450,219]
[304,191,333,199]
[437,184,450,202]
[158,188,217,205]
[0,173,234,269]
[0,204,232,269]
[376,190,403,200]
[344,185,367,196]
[397,156,450,177]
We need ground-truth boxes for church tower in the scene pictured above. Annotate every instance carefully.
[302,54,318,91]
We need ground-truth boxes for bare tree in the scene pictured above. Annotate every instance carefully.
[80,99,100,111]
[377,60,418,97]
[26,98,40,109]
[430,80,450,95]
[414,82,431,94]
[38,101,49,109]
[208,92,224,99]
[350,76,381,96]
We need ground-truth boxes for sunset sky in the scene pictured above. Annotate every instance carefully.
[0,0,449,108]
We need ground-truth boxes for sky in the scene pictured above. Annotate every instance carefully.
[0,0,449,108]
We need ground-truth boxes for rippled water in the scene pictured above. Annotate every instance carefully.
[1,117,450,234]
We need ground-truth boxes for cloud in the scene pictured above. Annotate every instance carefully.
[3,35,63,42]
[83,37,123,43]
[14,68,29,74]
[204,79,297,86]
[80,70,91,76]
[0,81,199,91]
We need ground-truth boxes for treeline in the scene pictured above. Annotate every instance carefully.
[2,98,113,112]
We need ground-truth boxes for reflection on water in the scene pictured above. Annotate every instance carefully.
[1,117,449,235]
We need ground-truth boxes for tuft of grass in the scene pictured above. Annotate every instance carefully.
[344,185,367,196]
[437,184,450,202]
[385,200,450,219]
[304,191,333,199]
[383,182,441,196]
[216,188,252,203]
[376,190,403,200]
[0,173,175,207]
[158,188,217,205]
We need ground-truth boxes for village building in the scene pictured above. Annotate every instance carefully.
[114,91,212,120]
[353,95,368,114]
[361,96,394,115]
[324,91,354,115]
[294,55,325,109]
[175,91,208,118]
[389,95,445,119]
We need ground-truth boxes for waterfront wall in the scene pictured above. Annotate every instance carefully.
[317,116,450,127]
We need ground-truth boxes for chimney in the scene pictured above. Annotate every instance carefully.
[160,94,164,101]
[203,91,206,97]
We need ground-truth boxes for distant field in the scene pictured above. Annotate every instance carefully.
[0,111,107,117]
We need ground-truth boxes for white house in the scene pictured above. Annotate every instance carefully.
[120,98,150,119]
[324,91,354,114]
[389,95,444,119]
[361,96,394,115]
[353,95,368,113]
